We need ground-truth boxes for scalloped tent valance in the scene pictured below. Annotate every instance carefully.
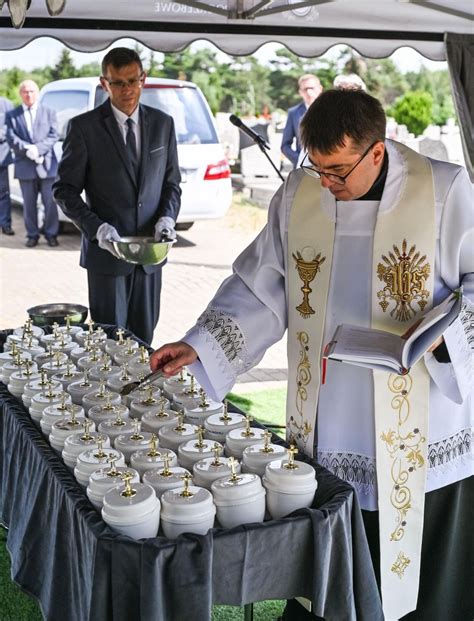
[0,0,472,60]
[0,1,472,178]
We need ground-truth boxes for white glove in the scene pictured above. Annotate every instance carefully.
[26,145,40,160]
[96,223,122,259]
[154,216,176,241]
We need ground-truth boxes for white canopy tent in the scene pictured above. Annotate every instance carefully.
[0,0,473,177]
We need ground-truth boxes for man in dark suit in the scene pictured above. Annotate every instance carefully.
[281,74,322,168]
[53,48,181,345]
[0,95,14,235]
[6,80,60,247]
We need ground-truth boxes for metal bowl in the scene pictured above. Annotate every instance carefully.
[112,237,175,266]
[27,303,89,327]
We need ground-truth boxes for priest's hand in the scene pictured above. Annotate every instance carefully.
[150,341,198,376]
[427,335,444,352]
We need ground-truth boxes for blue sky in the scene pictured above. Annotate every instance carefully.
[0,37,447,73]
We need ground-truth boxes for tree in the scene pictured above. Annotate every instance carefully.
[50,49,78,81]
[77,62,101,77]
[388,91,433,136]
[405,67,455,126]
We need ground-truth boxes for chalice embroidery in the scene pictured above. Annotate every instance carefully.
[293,247,326,318]
[377,239,431,322]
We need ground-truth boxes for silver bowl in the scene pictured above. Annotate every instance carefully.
[112,237,175,266]
[27,303,89,327]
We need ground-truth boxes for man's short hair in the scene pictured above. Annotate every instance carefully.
[298,74,320,88]
[102,48,143,76]
[300,89,386,154]
[333,73,366,92]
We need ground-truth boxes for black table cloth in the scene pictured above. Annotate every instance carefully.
[0,328,383,621]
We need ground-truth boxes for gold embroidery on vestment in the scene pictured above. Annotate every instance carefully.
[391,551,411,578]
[381,374,426,542]
[293,248,326,318]
[288,331,312,449]
[377,239,430,321]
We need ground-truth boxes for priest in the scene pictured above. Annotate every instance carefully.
[151,90,473,620]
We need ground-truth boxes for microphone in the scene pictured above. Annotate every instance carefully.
[229,114,270,150]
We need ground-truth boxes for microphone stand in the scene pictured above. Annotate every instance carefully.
[238,129,285,183]
[253,137,285,183]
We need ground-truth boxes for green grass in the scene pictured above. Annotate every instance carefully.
[0,527,43,620]
[227,388,287,438]
[212,601,284,620]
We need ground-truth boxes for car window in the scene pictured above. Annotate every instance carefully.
[94,85,108,108]
[140,86,218,145]
[40,90,90,139]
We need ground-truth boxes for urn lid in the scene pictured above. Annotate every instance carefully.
[204,402,246,432]
[51,407,94,434]
[160,473,214,518]
[115,420,153,449]
[264,445,317,490]
[242,431,286,463]
[193,444,236,477]
[98,416,134,436]
[162,368,191,392]
[184,390,224,416]
[142,459,190,488]
[211,458,263,502]
[226,416,266,443]
[141,405,178,430]
[89,458,140,489]
[178,427,221,459]
[158,415,198,442]
[13,321,44,339]
[102,473,158,518]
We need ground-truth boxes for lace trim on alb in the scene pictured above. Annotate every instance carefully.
[196,307,253,376]
[319,428,472,495]
[427,428,472,468]
[317,451,377,497]
[459,297,474,350]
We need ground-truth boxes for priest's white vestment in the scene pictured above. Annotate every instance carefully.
[184,140,473,511]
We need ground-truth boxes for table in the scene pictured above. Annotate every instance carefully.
[0,331,383,621]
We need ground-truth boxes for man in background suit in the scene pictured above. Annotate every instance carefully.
[6,80,60,247]
[0,95,14,235]
[53,47,181,345]
[281,74,322,168]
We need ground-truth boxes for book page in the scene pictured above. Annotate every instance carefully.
[329,324,403,368]
[403,294,461,368]
[403,294,458,350]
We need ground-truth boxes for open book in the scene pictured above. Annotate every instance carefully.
[323,292,462,375]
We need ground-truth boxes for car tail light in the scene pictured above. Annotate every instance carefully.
[203,159,231,181]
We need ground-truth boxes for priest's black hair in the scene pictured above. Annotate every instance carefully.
[300,89,386,154]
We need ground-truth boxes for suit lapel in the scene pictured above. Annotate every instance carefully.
[32,106,44,142]
[101,101,138,188]
[17,107,31,142]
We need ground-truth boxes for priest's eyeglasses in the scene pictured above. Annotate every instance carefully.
[300,142,376,185]
[102,73,145,90]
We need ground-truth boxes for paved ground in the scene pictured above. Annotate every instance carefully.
[0,194,287,394]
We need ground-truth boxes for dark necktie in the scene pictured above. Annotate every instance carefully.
[125,118,139,179]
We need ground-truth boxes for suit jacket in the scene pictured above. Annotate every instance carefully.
[6,104,59,179]
[0,96,13,168]
[52,100,181,276]
[281,101,307,168]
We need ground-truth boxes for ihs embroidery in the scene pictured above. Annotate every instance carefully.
[377,239,430,322]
